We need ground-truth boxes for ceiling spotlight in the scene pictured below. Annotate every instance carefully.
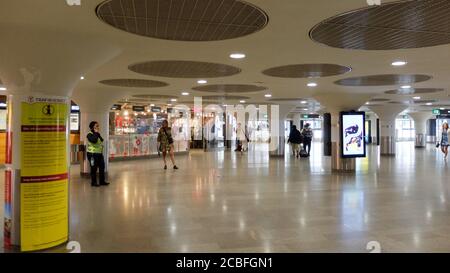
[265,94,272,98]
[401,85,411,89]
[170,99,177,102]
[440,107,445,110]
[366,102,370,105]
[426,103,433,106]
[80,76,85,80]
[413,96,421,100]
[182,92,189,96]
[0,87,6,91]
[303,108,308,111]
[167,104,172,106]
[230,53,246,59]
[239,100,246,103]
[150,104,155,107]
[392,60,407,66]
[301,101,307,104]
[197,80,207,84]
[307,82,317,87]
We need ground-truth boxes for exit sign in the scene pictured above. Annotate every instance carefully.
[432,109,441,115]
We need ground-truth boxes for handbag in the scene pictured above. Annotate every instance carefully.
[436,142,440,148]
[163,128,174,144]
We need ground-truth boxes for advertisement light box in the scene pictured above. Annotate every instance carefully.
[340,111,366,158]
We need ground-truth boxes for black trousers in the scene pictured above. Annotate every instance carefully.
[87,152,105,185]
[303,139,312,155]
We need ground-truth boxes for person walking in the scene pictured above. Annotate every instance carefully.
[287,125,302,158]
[236,123,249,154]
[439,122,449,160]
[301,123,314,156]
[86,121,109,187]
[157,120,178,169]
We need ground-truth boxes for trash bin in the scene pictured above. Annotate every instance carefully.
[78,144,90,177]
[70,144,79,164]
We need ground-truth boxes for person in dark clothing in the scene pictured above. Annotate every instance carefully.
[301,123,314,156]
[86,121,109,187]
[287,125,303,157]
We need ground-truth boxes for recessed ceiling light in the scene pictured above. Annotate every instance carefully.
[440,107,445,110]
[303,108,308,111]
[365,102,370,105]
[182,92,189,96]
[167,104,172,106]
[265,94,272,98]
[307,83,317,87]
[413,96,421,100]
[80,76,85,80]
[401,85,411,89]
[0,87,6,91]
[230,53,246,59]
[170,98,177,102]
[197,80,207,84]
[150,104,155,107]
[301,101,307,104]
[239,100,246,103]
[392,60,407,66]
[426,103,433,106]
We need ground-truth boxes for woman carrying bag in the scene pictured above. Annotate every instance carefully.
[157,120,179,170]
[438,122,449,161]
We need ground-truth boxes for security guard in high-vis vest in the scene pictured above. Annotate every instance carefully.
[87,121,109,187]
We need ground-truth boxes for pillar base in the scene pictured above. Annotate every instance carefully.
[269,136,285,157]
[331,142,355,172]
[415,133,426,148]
[380,136,395,156]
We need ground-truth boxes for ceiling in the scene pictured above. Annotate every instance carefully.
[0,0,449,116]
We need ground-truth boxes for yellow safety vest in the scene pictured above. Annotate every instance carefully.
[87,132,103,154]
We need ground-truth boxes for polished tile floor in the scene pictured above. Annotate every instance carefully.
[1,142,450,253]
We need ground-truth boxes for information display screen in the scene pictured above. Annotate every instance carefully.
[70,112,79,132]
[340,111,366,158]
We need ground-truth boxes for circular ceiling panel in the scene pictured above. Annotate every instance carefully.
[129,60,241,78]
[310,0,450,50]
[384,88,444,95]
[370,98,390,102]
[201,95,250,100]
[388,101,409,105]
[268,98,306,102]
[99,78,169,88]
[192,84,266,93]
[334,74,432,86]
[413,99,437,104]
[262,64,351,78]
[132,94,178,99]
[97,0,268,41]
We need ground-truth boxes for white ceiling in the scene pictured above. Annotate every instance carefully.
[0,0,449,114]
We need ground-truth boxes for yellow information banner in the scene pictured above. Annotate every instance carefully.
[20,96,69,251]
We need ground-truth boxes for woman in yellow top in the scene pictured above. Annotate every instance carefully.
[157,120,178,170]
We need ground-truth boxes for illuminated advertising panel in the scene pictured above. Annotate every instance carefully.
[340,111,366,158]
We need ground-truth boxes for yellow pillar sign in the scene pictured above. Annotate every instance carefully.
[20,96,69,251]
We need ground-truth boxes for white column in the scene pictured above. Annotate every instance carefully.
[370,115,378,144]
[293,113,301,129]
[408,112,432,148]
[369,105,407,156]
[269,105,294,157]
